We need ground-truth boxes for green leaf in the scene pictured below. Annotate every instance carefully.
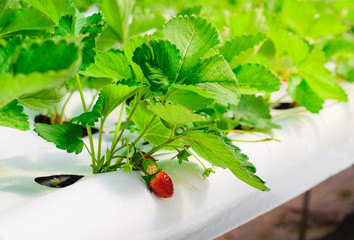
[298,49,347,101]
[279,0,316,36]
[168,89,214,111]
[183,54,236,85]
[178,6,202,17]
[71,97,103,126]
[95,26,119,50]
[80,50,132,81]
[129,9,165,37]
[12,38,80,74]
[0,6,54,36]
[53,14,75,35]
[284,34,310,66]
[148,103,208,128]
[197,82,240,107]
[163,16,219,80]
[233,63,280,94]
[348,69,354,83]
[171,84,215,99]
[99,83,139,118]
[287,75,324,113]
[34,123,84,154]
[129,100,171,145]
[123,34,150,81]
[19,85,67,110]
[101,0,135,42]
[181,54,241,106]
[133,39,181,92]
[267,17,310,65]
[82,78,113,90]
[323,39,354,59]
[0,37,22,74]
[231,95,280,129]
[0,99,29,131]
[336,60,354,82]
[0,72,72,109]
[280,0,348,39]
[229,9,268,36]
[54,13,106,70]
[23,0,75,24]
[181,130,268,191]
[0,0,11,21]
[308,13,348,39]
[0,38,81,108]
[219,33,266,68]
[168,84,216,111]
[78,13,106,70]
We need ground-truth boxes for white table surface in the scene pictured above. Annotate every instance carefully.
[0,85,354,240]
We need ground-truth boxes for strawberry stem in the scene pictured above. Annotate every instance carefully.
[76,73,97,173]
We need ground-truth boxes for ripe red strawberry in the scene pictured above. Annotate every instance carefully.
[149,171,174,198]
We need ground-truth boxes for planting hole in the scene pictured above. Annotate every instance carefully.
[272,102,298,110]
[34,174,84,188]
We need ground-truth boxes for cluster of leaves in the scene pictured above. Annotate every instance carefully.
[137,0,353,117]
[0,0,272,191]
[2,0,353,194]
[33,12,269,191]
[0,0,103,130]
[227,0,352,114]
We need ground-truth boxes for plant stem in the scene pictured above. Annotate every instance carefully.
[269,93,289,107]
[97,117,105,161]
[54,105,59,115]
[132,115,157,145]
[48,108,55,125]
[76,73,97,172]
[225,129,269,138]
[111,89,177,167]
[145,136,183,157]
[111,155,128,159]
[59,91,74,124]
[111,102,125,147]
[183,148,208,170]
[132,88,177,145]
[183,123,214,133]
[110,98,141,154]
[112,145,126,155]
[83,142,92,156]
[232,137,280,143]
[87,90,98,111]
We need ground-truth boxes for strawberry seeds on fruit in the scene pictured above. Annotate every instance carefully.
[149,171,174,198]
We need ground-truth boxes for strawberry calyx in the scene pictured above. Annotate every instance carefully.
[131,151,156,170]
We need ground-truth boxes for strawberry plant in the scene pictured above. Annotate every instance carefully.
[0,0,265,197]
[2,0,353,199]
[33,13,269,194]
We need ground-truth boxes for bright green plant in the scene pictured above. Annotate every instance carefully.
[2,0,353,197]
[33,13,269,191]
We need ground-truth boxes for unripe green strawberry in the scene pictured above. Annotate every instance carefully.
[149,171,174,198]
[142,159,158,175]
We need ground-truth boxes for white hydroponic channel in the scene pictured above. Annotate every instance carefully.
[0,84,354,240]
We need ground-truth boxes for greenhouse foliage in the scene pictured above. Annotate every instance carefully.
[0,0,353,197]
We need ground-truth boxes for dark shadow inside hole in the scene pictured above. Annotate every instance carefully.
[34,174,84,188]
[272,102,298,110]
